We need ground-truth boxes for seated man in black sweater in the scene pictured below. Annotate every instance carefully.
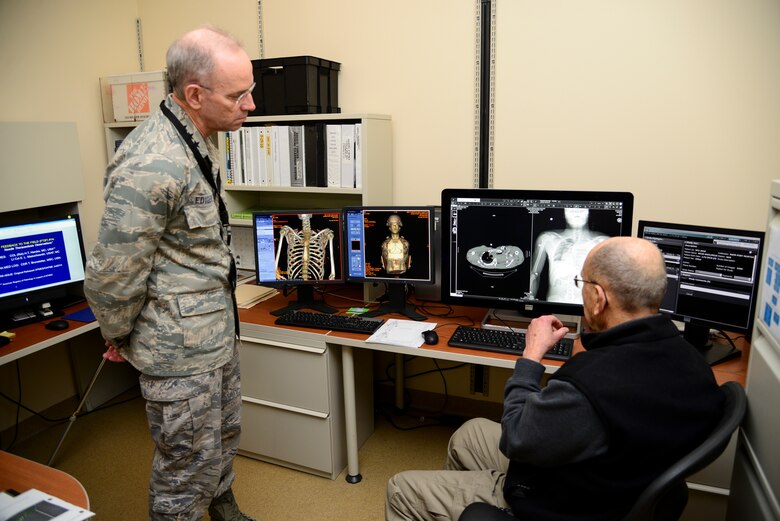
[386,237,724,521]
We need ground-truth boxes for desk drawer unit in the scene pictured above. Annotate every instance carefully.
[237,331,373,479]
[240,336,330,413]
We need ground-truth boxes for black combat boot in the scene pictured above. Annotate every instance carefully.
[208,488,257,521]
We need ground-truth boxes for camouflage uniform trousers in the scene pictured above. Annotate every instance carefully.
[140,344,242,520]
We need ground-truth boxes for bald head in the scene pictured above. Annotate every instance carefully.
[166,26,245,98]
[584,237,668,314]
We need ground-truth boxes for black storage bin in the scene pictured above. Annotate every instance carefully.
[250,56,340,116]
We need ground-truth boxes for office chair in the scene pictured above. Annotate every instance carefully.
[458,381,746,521]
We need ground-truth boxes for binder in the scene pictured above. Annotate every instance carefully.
[232,130,245,186]
[302,124,320,187]
[262,126,273,186]
[246,127,261,186]
[289,125,304,187]
[354,123,363,189]
[276,125,292,187]
[340,124,355,188]
[325,124,342,187]
[224,132,235,185]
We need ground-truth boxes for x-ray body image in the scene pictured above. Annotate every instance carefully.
[527,208,621,304]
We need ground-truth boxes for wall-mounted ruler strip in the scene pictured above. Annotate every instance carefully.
[474,0,496,188]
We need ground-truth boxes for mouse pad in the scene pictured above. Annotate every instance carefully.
[62,307,96,323]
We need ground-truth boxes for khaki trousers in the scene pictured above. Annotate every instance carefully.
[386,418,512,520]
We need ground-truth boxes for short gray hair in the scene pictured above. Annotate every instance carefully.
[166,25,244,98]
[587,240,667,313]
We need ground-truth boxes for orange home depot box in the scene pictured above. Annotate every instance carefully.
[100,71,168,123]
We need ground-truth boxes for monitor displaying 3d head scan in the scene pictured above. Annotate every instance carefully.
[252,209,344,314]
[638,220,764,365]
[344,206,435,320]
[441,188,634,320]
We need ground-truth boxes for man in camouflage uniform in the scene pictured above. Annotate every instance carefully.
[85,26,257,521]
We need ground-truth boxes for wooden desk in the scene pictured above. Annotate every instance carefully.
[238,289,749,482]
[1,303,109,466]
[0,450,89,509]
[0,302,99,367]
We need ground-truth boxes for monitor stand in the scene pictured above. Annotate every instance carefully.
[270,285,337,316]
[481,308,581,338]
[362,284,427,321]
[682,323,741,366]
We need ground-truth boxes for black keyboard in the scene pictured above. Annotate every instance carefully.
[274,311,385,334]
[448,325,573,361]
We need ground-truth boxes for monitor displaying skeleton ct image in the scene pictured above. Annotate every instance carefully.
[252,210,344,314]
[253,210,343,284]
[441,189,634,318]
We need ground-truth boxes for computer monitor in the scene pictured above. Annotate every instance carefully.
[441,188,634,326]
[0,214,87,328]
[637,220,764,365]
[344,206,435,320]
[252,209,344,315]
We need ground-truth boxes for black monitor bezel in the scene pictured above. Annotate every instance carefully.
[251,209,345,287]
[637,219,764,337]
[343,205,436,286]
[0,213,87,314]
[440,188,634,317]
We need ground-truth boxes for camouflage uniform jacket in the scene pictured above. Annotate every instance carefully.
[84,95,236,377]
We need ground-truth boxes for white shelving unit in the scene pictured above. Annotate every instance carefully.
[219,112,393,226]
[103,122,138,163]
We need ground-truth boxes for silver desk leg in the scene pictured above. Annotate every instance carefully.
[48,357,108,466]
[341,345,361,483]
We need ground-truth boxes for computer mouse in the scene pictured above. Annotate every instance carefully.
[45,319,70,331]
[422,330,439,345]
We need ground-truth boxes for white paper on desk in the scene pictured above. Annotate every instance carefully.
[0,488,94,520]
[366,319,437,348]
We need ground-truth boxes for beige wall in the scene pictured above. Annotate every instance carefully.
[493,1,780,232]
[1,0,780,419]
[3,0,778,241]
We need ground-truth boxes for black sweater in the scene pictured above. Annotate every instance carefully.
[503,315,724,521]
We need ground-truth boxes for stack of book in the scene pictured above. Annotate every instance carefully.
[223,123,362,189]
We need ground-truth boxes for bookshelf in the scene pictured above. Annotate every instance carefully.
[103,122,138,163]
[219,113,393,226]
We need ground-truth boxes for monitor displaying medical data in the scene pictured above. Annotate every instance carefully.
[0,214,87,322]
[638,220,764,343]
[441,188,634,317]
[344,206,435,285]
[252,210,345,285]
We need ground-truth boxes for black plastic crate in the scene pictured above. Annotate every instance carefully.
[250,56,340,116]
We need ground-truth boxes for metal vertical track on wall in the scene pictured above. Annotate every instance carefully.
[257,0,265,58]
[474,1,496,188]
[136,18,145,71]
[473,1,483,188]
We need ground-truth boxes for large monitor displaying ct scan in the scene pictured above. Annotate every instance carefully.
[441,188,634,320]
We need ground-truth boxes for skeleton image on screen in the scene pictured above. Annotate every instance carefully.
[466,245,524,278]
[380,214,411,275]
[275,213,336,280]
[527,208,607,304]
